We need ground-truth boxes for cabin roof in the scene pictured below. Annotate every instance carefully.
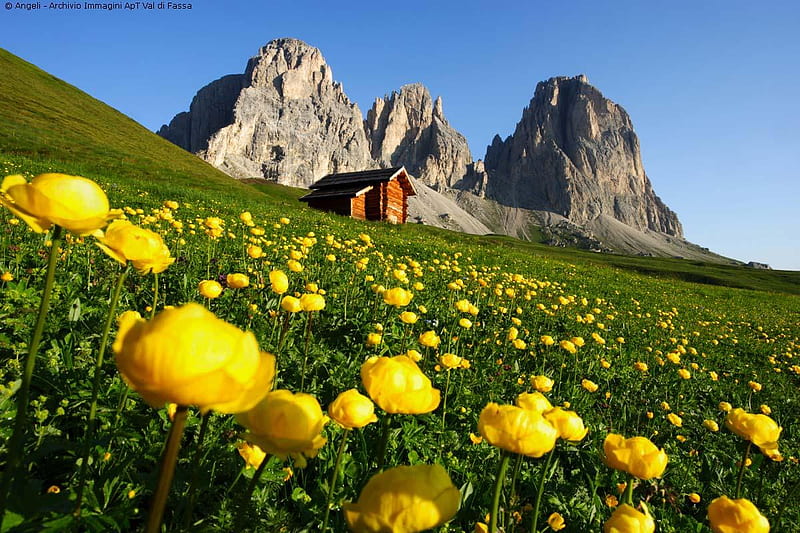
[305,166,416,195]
[298,184,373,202]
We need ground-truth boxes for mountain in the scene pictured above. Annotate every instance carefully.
[365,83,473,190]
[157,39,723,260]
[158,38,373,187]
[465,75,682,237]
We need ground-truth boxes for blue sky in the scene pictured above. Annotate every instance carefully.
[3,0,799,270]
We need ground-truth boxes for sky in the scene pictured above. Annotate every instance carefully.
[2,0,799,270]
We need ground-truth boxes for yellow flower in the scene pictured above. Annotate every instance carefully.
[163,200,179,210]
[592,332,606,345]
[703,419,720,432]
[531,375,554,393]
[725,408,782,458]
[559,340,577,354]
[279,217,290,225]
[475,523,489,533]
[236,390,328,467]
[439,353,462,369]
[113,303,275,413]
[469,432,483,444]
[677,368,691,380]
[226,273,250,289]
[719,401,732,412]
[287,259,303,272]
[687,492,701,504]
[361,356,440,414]
[540,335,555,346]
[667,413,683,427]
[399,311,418,324]
[1,173,115,234]
[269,270,289,294]
[603,434,668,479]
[634,362,648,372]
[1,272,13,282]
[544,407,588,441]
[581,379,599,393]
[507,327,519,341]
[512,338,527,350]
[198,280,223,299]
[707,496,769,533]
[94,220,174,274]
[605,494,619,508]
[516,392,553,413]
[328,389,378,429]
[603,503,655,533]
[299,293,325,312]
[547,512,566,531]
[383,287,413,307]
[237,441,266,469]
[405,349,422,362]
[366,333,382,346]
[571,336,585,347]
[419,330,441,349]
[478,402,558,457]
[281,295,302,313]
[246,245,263,259]
[343,464,460,533]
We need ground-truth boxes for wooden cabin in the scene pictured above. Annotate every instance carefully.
[299,167,416,224]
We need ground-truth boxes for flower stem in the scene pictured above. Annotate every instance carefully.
[150,272,159,319]
[441,370,451,430]
[0,225,63,526]
[299,312,313,391]
[624,476,635,506]
[242,455,269,505]
[182,411,212,530]
[376,415,392,471]
[321,429,350,531]
[74,265,130,516]
[489,452,511,533]
[531,448,556,533]
[735,441,752,499]
[774,476,800,532]
[145,404,189,533]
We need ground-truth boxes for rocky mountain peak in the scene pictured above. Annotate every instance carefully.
[158,38,372,186]
[478,75,682,237]
[365,83,472,190]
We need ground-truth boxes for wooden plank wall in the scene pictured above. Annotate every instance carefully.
[351,195,366,220]
[386,179,405,223]
[364,187,382,220]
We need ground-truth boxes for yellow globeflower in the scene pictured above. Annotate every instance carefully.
[366,333,382,347]
[547,512,566,531]
[531,375,554,393]
[198,279,223,299]
[226,273,250,289]
[299,293,325,312]
[360,355,440,414]
[237,442,266,469]
[581,379,599,392]
[236,390,328,468]
[559,340,577,354]
[383,287,413,307]
[1,173,115,234]
[280,295,302,313]
[344,464,460,533]
[328,389,378,430]
[113,303,275,413]
[439,353,463,369]
[247,245,263,259]
[707,496,769,533]
[478,402,558,457]
[1,272,13,282]
[544,407,589,441]
[94,220,175,274]
[725,408,782,458]
[269,270,289,294]
[540,335,555,346]
[603,503,655,533]
[516,392,553,413]
[603,434,668,480]
[667,413,683,427]
[399,311,418,324]
[419,330,441,349]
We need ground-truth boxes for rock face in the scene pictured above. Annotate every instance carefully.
[158,38,372,186]
[365,84,473,190]
[474,75,682,237]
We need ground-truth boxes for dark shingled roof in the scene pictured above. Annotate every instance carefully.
[308,167,406,190]
[299,184,372,201]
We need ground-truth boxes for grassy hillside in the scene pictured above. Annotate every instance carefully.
[1,49,799,532]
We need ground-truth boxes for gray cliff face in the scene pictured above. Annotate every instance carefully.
[477,75,682,237]
[158,38,372,186]
[365,84,473,190]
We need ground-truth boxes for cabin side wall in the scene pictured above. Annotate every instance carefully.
[364,187,382,220]
[385,178,406,224]
[351,195,366,220]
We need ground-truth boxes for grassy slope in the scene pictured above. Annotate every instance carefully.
[1,47,798,294]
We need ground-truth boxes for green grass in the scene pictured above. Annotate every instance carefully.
[1,48,800,533]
